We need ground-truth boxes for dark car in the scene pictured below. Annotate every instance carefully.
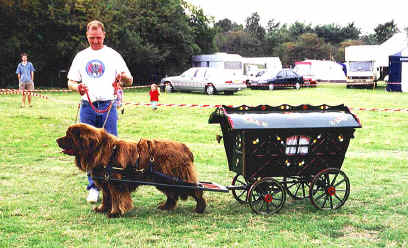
[248,69,304,90]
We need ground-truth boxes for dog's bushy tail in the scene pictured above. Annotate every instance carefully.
[182,144,194,163]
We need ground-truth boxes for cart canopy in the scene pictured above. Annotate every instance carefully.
[209,104,362,130]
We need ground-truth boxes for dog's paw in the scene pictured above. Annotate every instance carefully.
[157,202,168,210]
[158,202,176,211]
[194,200,206,213]
[94,204,110,213]
[107,212,122,218]
[194,206,205,214]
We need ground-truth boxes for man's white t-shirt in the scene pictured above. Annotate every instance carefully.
[68,46,132,102]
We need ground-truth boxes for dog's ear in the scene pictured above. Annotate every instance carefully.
[69,124,102,152]
[68,125,81,139]
[137,139,147,154]
[136,139,152,166]
[147,140,153,154]
[82,126,101,150]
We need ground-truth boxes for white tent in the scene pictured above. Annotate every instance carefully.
[377,32,408,67]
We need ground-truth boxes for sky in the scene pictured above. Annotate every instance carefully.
[186,0,407,35]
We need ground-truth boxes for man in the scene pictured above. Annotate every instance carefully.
[16,53,35,107]
[67,20,133,203]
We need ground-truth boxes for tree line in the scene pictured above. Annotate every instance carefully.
[0,0,402,88]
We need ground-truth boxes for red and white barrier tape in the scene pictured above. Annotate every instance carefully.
[0,89,48,100]
[123,85,153,89]
[0,88,71,93]
[2,88,408,113]
[124,102,408,113]
[124,102,227,108]
[349,107,408,113]
[0,84,151,93]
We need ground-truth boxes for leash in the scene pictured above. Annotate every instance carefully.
[84,91,114,114]
[76,76,122,126]
[82,75,121,114]
[102,102,113,129]
[74,103,80,123]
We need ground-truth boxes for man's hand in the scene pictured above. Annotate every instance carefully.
[68,80,87,95]
[117,72,133,87]
[77,83,87,95]
[115,73,123,83]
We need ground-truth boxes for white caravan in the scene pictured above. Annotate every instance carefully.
[192,53,282,82]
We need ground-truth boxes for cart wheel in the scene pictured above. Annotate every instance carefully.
[248,177,286,215]
[283,176,310,200]
[310,168,350,210]
[231,174,248,204]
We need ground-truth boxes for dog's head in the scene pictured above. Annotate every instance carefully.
[56,123,112,171]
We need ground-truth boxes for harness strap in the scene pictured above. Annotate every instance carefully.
[147,159,186,184]
[96,140,191,186]
[104,144,118,182]
[145,141,187,185]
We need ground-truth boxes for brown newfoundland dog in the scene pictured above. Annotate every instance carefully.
[56,123,206,217]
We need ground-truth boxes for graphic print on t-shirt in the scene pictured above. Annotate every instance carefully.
[86,59,105,78]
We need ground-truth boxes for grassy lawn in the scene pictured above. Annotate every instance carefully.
[0,83,407,247]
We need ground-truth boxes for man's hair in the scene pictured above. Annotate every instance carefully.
[87,20,105,32]
[21,52,28,57]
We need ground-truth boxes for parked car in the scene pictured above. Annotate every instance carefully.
[160,67,246,95]
[247,69,304,90]
[246,70,274,86]
[293,62,317,87]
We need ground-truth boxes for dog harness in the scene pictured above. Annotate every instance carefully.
[93,142,194,187]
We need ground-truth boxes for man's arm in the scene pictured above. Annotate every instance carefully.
[68,79,82,93]
[31,71,34,82]
[119,72,133,87]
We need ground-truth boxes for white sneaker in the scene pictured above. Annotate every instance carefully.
[87,188,99,203]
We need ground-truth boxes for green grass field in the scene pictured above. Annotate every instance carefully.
[1,83,407,247]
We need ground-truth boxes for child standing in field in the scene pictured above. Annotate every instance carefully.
[149,84,160,110]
